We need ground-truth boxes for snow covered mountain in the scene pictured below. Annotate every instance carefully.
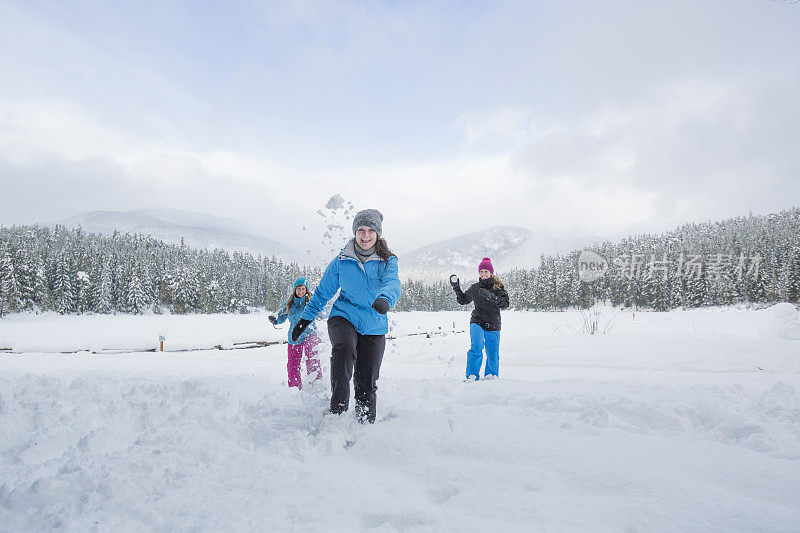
[400,226,603,280]
[52,209,602,275]
[55,208,299,260]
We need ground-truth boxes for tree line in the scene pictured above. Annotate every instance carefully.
[0,225,321,316]
[502,207,800,311]
[1,207,798,316]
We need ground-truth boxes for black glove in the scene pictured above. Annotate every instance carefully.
[372,297,390,314]
[478,288,494,300]
[449,274,460,290]
[291,319,311,342]
[268,315,278,325]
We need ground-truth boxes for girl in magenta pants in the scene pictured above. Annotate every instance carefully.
[269,277,322,389]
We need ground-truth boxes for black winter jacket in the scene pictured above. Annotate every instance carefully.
[454,277,510,331]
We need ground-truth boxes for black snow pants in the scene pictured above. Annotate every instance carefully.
[327,316,386,423]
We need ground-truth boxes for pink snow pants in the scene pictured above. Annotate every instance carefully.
[287,335,322,389]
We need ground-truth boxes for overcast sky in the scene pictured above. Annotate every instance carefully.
[2,0,799,253]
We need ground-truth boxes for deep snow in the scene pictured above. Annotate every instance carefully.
[1,307,799,531]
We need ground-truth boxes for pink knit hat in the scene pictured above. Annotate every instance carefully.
[478,257,494,274]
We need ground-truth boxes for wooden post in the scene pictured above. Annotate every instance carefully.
[159,335,165,351]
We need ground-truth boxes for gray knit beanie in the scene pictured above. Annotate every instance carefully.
[352,209,383,237]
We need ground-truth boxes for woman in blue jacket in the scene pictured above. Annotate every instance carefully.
[291,209,401,423]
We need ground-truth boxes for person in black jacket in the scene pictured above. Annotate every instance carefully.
[451,257,510,380]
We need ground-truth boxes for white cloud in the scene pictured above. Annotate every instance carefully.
[456,107,534,145]
[0,101,139,166]
[0,100,289,188]
[506,74,800,231]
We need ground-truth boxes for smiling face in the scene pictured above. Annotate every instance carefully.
[355,226,378,250]
[294,285,307,298]
[479,269,492,280]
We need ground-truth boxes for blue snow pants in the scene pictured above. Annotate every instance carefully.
[466,323,500,379]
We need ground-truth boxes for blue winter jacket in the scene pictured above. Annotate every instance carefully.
[301,240,401,335]
[276,296,317,345]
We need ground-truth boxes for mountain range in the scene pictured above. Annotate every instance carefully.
[54,209,601,277]
[55,209,300,261]
[399,226,604,280]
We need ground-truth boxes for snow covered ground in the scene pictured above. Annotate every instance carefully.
[1,306,799,531]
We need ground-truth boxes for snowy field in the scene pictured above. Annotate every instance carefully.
[1,305,800,532]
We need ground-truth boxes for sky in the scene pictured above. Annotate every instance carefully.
[1,0,799,253]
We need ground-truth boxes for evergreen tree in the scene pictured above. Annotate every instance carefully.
[53,254,75,314]
[172,264,195,314]
[685,269,709,308]
[788,246,800,303]
[33,261,49,309]
[75,271,91,313]
[2,252,23,312]
[16,258,35,310]
[94,263,112,314]
[0,250,9,317]
[127,271,146,314]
